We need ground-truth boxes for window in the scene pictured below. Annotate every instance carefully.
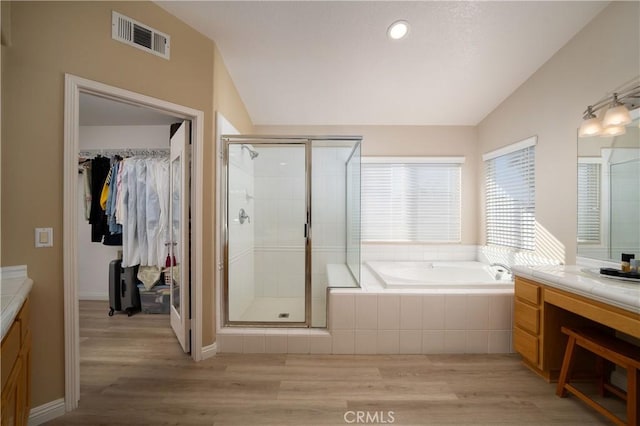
[361,157,463,242]
[577,161,601,244]
[484,137,536,250]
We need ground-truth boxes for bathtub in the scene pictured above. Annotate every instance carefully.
[366,261,513,289]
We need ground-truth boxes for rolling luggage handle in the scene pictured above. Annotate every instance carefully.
[164,242,177,286]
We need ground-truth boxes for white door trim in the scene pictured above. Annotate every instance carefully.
[63,74,205,412]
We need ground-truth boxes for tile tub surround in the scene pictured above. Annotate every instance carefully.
[216,270,514,354]
[1,265,33,339]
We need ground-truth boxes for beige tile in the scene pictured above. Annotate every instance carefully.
[355,294,378,330]
[422,295,445,330]
[465,295,490,330]
[377,330,399,354]
[400,295,422,330]
[332,330,355,354]
[329,293,355,330]
[399,330,423,354]
[378,294,400,330]
[444,330,466,354]
[355,330,377,354]
[465,330,489,354]
[444,295,466,330]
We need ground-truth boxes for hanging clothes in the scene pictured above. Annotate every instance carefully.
[118,156,170,268]
[89,156,111,243]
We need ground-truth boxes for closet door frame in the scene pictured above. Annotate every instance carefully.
[62,74,205,412]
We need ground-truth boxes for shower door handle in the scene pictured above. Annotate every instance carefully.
[304,223,309,238]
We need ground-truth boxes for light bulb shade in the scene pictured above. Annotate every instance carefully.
[578,117,603,137]
[602,104,632,127]
[600,125,626,137]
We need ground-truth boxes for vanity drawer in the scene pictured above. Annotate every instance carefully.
[515,299,540,334]
[514,327,539,366]
[515,278,540,305]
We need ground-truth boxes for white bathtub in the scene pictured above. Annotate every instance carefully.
[366,261,513,289]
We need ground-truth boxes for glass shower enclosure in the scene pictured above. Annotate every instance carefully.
[222,136,361,327]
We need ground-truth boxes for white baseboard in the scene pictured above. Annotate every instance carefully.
[201,342,217,360]
[28,398,65,425]
[78,292,109,301]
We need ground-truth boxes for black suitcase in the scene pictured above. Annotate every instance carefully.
[108,259,141,317]
[108,259,122,316]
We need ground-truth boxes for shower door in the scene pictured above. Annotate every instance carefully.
[224,140,310,326]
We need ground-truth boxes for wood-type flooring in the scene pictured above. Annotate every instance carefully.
[46,300,625,425]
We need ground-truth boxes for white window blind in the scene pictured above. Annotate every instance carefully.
[485,145,535,250]
[577,162,601,244]
[362,161,461,242]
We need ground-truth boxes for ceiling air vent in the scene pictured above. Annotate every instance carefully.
[112,11,170,60]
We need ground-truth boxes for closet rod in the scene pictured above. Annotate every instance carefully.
[78,148,170,158]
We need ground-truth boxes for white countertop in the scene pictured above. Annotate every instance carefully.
[513,264,640,314]
[1,265,33,340]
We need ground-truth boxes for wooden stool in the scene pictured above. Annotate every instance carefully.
[556,326,640,426]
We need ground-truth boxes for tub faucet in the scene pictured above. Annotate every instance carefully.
[490,263,512,274]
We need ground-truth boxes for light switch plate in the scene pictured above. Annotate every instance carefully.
[35,228,53,248]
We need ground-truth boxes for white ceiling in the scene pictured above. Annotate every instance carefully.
[158,1,608,126]
[79,93,180,126]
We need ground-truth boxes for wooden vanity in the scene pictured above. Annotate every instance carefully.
[513,267,640,381]
[1,266,33,426]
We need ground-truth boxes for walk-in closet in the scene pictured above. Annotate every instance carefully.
[76,93,190,372]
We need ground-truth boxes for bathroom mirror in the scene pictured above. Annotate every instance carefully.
[577,109,640,263]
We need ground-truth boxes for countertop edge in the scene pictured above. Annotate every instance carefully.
[1,265,33,341]
[513,265,640,314]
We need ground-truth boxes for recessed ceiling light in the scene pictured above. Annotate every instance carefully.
[388,20,410,40]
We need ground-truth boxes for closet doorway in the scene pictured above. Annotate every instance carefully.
[63,74,205,411]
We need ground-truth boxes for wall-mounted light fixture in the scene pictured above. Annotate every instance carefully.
[579,80,640,138]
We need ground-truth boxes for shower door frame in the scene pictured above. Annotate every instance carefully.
[222,136,312,327]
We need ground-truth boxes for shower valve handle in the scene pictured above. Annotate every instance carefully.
[239,208,250,224]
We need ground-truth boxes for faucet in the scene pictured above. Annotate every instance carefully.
[490,263,512,274]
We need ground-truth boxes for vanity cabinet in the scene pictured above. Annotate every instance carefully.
[513,277,542,368]
[513,274,640,381]
[1,298,31,426]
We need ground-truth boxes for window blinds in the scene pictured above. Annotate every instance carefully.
[485,145,535,250]
[577,162,601,243]
[362,162,461,242]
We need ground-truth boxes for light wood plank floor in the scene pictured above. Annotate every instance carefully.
[47,300,624,425]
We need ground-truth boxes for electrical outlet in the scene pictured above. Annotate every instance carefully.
[35,228,53,248]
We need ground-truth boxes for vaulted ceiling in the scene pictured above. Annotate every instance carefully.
[157,1,608,126]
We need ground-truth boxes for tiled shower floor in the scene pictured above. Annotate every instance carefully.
[239,297,327,326]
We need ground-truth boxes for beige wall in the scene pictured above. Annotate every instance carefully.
[1,1,251,408]
[476,2,639,265]
[255,125,479,245]
[209,46,253,338]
